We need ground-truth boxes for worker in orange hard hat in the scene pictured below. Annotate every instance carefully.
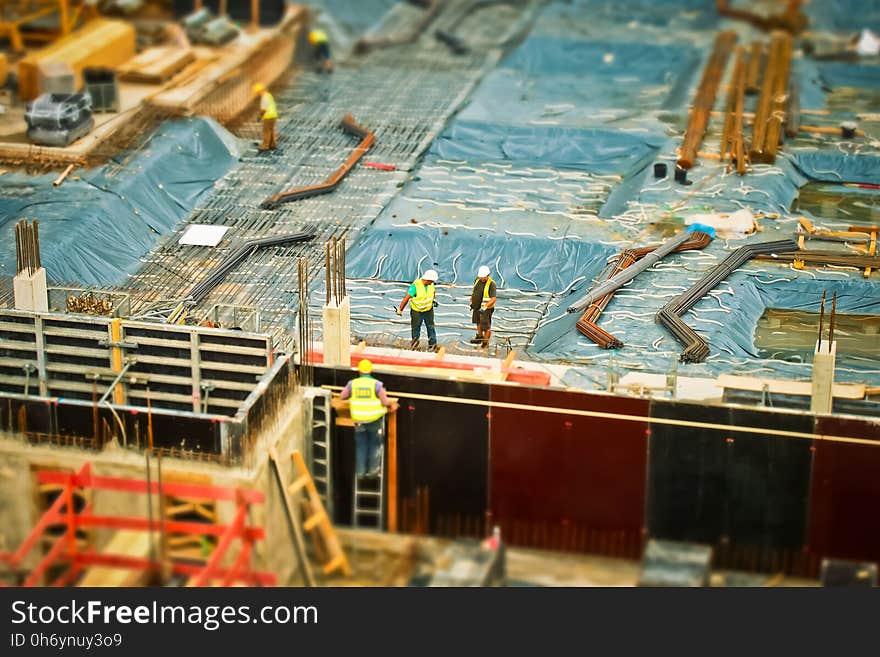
[308,28,333,73]
[340,359,397,478]
[253,83,277,151]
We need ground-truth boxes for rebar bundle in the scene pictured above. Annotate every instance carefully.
[297,256,314,387]
[575,231,713,348]
[750,30,793,164]
[678,30,737,170]
[755,250,880,270]
[656,239,798,363]
[14,219,42,276]
[567,229,714,315]
[325,237,347,306]
[186,231,315,305]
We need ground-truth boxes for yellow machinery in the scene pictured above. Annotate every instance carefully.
[0,1,98,53]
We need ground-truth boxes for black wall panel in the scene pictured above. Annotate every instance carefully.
[647,401,729,543]
[648,401,813,550]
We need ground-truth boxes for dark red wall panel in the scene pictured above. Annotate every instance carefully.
[488,386,648,552]
[808,416,880,564]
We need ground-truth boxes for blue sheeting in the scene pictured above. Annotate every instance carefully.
[431,122,663,175]
[806,0,880,32]
[0,118,238,286]
[816,61,880,90]
[790,151,880,185]
[456,35,703,130]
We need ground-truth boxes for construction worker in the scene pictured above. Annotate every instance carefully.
[470,265,497,348]
[253,83,277,151]
[397,269,439,351]
[309,29,333,73]
[340,359,397,478]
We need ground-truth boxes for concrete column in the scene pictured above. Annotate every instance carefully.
[322,296,351,368]
[811,339,836,415]
[13,267,48,312]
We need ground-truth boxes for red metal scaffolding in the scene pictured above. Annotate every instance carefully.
[0,463,275,587]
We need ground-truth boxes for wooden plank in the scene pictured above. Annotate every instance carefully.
[718,374,866,399]
[117,47,196,84]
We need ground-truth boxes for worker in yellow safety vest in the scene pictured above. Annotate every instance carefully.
[253,83,277,151]
[397,269,439,350]
[340,359,397,477]
[470,265,497,348]
[309,29,334,73]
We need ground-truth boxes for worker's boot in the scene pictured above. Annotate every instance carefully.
[469,333,483,344]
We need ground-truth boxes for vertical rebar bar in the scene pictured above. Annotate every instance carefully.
[817,289,826,347]
[828,291,837,350]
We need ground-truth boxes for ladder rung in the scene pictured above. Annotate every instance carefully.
[355,509,381,516]
[303,509,327,532]
[355,490,381,497]
[288,474,310,495]
[322,554,350,576]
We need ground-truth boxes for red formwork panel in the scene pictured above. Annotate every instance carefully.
[488,385,649,558]
[808,416,880,565]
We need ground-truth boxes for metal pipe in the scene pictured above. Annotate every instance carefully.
[567,229,713,314]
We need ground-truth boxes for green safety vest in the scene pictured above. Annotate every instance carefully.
[349,376,386,423]
[474,276,495,309]
[410,278,435,312]
[262,92,277,120]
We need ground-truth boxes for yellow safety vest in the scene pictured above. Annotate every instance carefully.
[474,276,495,309]
[410,278,435,313]
[262,92,277,120]
[309,29,328,45]
[349,376,386,423]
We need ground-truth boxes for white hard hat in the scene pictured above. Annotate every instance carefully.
[422,269,438,282]
[477,265,490,278]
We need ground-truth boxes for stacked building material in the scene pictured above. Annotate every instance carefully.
[750,31,793,163]
[18,19,136,101]
[677,31,737,170]
[117,47,196,84]
[656,239,798,363]
[25,93,95,147]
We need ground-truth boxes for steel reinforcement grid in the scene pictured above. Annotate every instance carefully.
[121,1,538,349]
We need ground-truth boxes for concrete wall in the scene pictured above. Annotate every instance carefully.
[0,388,311,585]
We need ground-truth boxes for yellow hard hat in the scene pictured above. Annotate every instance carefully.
[253,83,265,94]
[358,359,373,374]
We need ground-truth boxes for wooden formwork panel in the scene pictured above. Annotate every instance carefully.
[18,19,136,101]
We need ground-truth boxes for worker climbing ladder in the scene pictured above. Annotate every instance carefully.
[352,443,385,530]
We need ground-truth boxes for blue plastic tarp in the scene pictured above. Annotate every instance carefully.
[0,117,239,286]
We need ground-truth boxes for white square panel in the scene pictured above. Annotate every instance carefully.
[179,225,229,247]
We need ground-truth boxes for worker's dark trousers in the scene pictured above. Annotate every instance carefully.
[354,417,384,476]
[261,118,277,150]
[410,309,437,348]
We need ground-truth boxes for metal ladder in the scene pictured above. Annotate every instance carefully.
[352,434,384,529]
[303,388,333,520]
